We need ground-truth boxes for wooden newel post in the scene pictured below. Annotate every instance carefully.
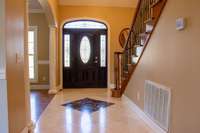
[111,52,123,98]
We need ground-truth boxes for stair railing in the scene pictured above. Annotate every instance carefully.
[112,0,167,97]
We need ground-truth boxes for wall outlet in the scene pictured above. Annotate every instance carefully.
[42,76,47,81]
[137,91,140,101]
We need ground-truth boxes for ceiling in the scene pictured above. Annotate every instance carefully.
[28,0,43,10]
[59,0,138,8]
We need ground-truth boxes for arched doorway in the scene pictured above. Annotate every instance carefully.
[62,20,108,88]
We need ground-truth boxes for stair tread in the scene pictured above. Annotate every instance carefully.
[139,32,150,37]
[144,18,155,25]
[150,0,162,8]
[134,44,144,47]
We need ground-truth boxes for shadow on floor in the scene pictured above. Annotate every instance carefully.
[30,90,55,123]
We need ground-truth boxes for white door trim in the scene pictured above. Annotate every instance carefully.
[48,26,58,94]
[0,0,8,132]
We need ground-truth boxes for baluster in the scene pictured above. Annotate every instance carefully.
[119,53,123,89]
[144,0,148,21]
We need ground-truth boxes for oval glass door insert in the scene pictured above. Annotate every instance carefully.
[80,36,91,64]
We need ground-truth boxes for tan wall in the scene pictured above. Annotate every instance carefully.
[29,13,49,84]
[58,6,135,85]
[5,0,27,132]
[125,0,200,132]
[48,0,59,25]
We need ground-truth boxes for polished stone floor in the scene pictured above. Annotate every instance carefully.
[34,89,154,133]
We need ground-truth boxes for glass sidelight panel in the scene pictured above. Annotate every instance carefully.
[64,34,70,67]
[80,36,91,64]
[100,35,106,67]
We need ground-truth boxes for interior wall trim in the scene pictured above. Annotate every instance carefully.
[122,95,167,133]
[29,9,44,14]
[30,84,49,90]
[38,60,49,65]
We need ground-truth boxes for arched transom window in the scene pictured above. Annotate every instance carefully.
[64,20,107,29]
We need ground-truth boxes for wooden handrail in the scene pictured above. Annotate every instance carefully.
[112,0,167,97]
[123,0,142,49]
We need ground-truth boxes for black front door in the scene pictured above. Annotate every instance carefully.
[63,29,107,88]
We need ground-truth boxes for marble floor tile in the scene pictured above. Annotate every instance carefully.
[34,89,155,133]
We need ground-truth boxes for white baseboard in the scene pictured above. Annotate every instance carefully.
[122,95,167,133]
[48,89,58,94]
[48,85,63,94]
[30,84,49,90]
[109,83,115,89]
[21,127,28,133]
[21,121,35,133]
[57,85,63,91]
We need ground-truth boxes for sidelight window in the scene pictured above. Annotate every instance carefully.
[64,34,70,67]
[100,35,106,67]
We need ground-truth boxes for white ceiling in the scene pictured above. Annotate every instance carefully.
[28,0,42,10]
[59,0,138,8]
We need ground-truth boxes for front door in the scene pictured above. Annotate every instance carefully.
[63,29,107,88]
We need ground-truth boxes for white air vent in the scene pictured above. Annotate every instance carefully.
[144,80,171,132]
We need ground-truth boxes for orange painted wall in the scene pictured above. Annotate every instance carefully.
[6,0,28,132]
[58,6,135,85]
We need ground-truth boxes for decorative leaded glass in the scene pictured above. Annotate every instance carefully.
[64,34,70,67]
[80,36,91,64]
[100,35,106,67]
[64,21,107,29]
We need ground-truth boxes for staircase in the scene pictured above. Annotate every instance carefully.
[112,0,167,98]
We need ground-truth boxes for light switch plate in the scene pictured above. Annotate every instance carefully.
[176,18,186,31]
[16,53,22,64]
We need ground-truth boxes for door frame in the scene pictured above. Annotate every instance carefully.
[60,18,111,89]
[62,28,108,88]
[0,0,9,132]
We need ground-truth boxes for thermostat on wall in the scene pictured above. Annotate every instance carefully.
[176,18,186,31]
